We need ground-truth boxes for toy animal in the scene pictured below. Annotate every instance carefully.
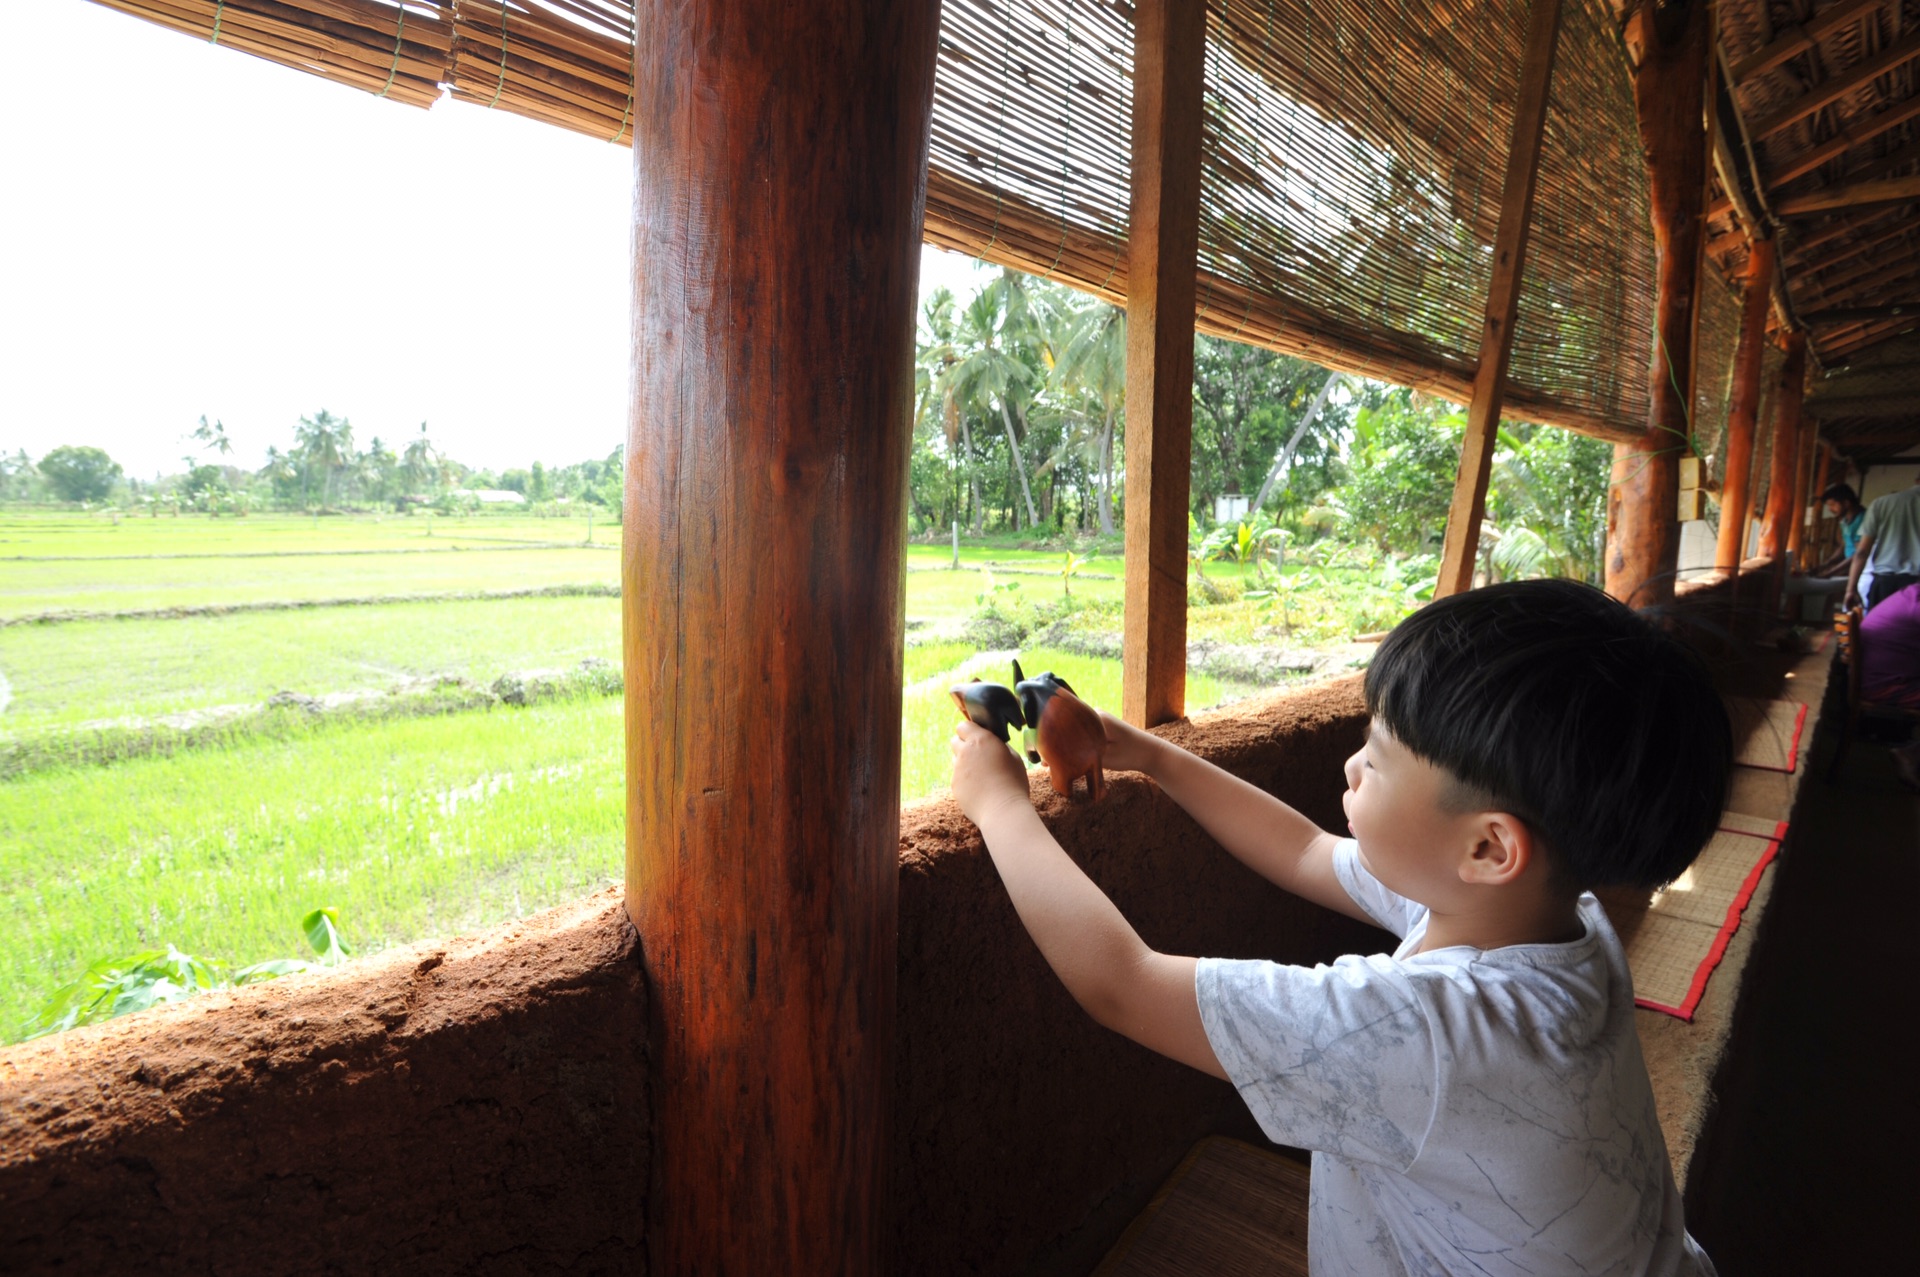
[1012,660,1107,803]
[950,678,1024,744]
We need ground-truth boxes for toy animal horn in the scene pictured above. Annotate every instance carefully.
[1012,662,1107,803]
[949,678,1024,744]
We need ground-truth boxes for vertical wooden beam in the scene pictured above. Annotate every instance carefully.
[1714,238,1776,573]
[1809,441,1834,558]
[1606,0,1709,607]
[1436,0,1566,598]
[1758,332,1810,559]
[624,1,941,1272]
[1786,418,1818,560]
[1123,0,1207,728]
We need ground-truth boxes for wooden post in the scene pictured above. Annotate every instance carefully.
[1758,332,1810,559]
[1786,419,1818,560]
[1436,0,1565,598]
[1809,442,1834,559]
[1606,0,1709,607]
[1123,0,1207,728]
[1714,238,1776,574]
[624,1,941,1271]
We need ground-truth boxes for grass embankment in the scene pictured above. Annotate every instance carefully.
[0,697,625,1039]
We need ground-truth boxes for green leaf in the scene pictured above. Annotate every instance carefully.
[234,958,314,985]
[301,907,352,965]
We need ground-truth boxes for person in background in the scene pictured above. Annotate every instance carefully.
[1812,483,1866,577]
[1784,482,1868,620]
[1846,474,1920,612]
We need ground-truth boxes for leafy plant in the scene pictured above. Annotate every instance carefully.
[24,907,352,1039]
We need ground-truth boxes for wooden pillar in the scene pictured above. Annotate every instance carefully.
[1786,419,1818,560]
[1123,0,1207,728]
[1809,441,1834,559]
[1606,0,1709,607]
[624,1,941,1271]
[1436,0,1565,598]
[1713,237,1776,573]
[1758,332,1809,559]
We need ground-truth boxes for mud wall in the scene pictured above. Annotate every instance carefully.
[0,677,1379,1275]
[0,894,651,1275]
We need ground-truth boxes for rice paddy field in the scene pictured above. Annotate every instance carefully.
[0,509,1268,1041]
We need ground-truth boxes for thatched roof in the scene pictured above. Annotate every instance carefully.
[1705,0,1920,462]
[87,0,1665,446]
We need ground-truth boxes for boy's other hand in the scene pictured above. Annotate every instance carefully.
[950,720,1032,827]
[1098,711,1161,776]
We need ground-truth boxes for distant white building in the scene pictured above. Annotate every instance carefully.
[452,489,528,506]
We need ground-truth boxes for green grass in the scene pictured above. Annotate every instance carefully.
[0,595,621,733]
[0,696,626,1041]
[0,510,617,556]
[0,546,618,619]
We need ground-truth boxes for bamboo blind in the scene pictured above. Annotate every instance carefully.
[91,1,453,108]
[94,0,1658,441]
[1690,273,1744,486]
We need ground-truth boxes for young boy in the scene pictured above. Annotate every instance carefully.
[950,579,1729,1275]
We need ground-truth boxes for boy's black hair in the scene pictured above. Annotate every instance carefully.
[1364,579,1730,891]
[1820,482,1859,508]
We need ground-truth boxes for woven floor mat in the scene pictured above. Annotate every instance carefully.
[1093,1137,1310,1277]
[1599,827,1782,1021]
[1729,697,1809,773]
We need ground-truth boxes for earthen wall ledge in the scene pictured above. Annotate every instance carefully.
[0,676,1383,1274]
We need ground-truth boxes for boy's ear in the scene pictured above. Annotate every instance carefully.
[1457,813,1535,887]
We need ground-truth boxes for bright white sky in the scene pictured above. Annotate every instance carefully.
[1,1,989,478]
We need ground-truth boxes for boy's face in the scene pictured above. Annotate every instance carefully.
[1341,720,1482,904]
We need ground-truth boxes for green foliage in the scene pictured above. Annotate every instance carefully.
[37,445,123,503]
[24,908,354,1039]
[1321,390,1464,554]
[1484,424,1612,584]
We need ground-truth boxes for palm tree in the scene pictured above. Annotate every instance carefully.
[919,289,986,534]
[945,274,1041,529]
[402,423,440,497]
[1050,299,1126,534]
[294,410,354,508]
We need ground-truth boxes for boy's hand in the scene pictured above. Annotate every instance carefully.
[1098,711,1163,776]
[950,720,1032,827]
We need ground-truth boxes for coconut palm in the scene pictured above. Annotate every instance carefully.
[918,289,986,534]
[294,410,354,508]
[944,275,1042,530]
[1049,299,1125,534]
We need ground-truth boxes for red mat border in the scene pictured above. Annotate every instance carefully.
[1737,700,1809,774]
[1634,822,1786,1022]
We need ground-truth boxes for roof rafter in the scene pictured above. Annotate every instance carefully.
[1778,174,1920,217]
[1750,29,1920,142]
[1730,0,1888,84]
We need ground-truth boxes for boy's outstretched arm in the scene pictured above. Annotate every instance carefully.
[952,721,1226,1079]
[1099,712,1372,925]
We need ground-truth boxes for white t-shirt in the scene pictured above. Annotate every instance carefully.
[1195,840,1716,1276]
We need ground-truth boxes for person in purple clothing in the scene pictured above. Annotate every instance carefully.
[1859,581,1920,788]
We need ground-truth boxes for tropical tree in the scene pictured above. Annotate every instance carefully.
[944,272,1043,530]
[920,288,987,533]
[1049,298,1126,534]
[38,445,123,503]
[402,423,442,497]
[191,416,233,459]
[1322,390,1463,555]
[293,410,354,507]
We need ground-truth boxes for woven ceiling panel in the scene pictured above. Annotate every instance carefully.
[95,0,1658,440]
[91,0,453,108]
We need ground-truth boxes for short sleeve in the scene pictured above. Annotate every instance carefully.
[1197,954,1436,1170]
[1330,837,1425,938]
